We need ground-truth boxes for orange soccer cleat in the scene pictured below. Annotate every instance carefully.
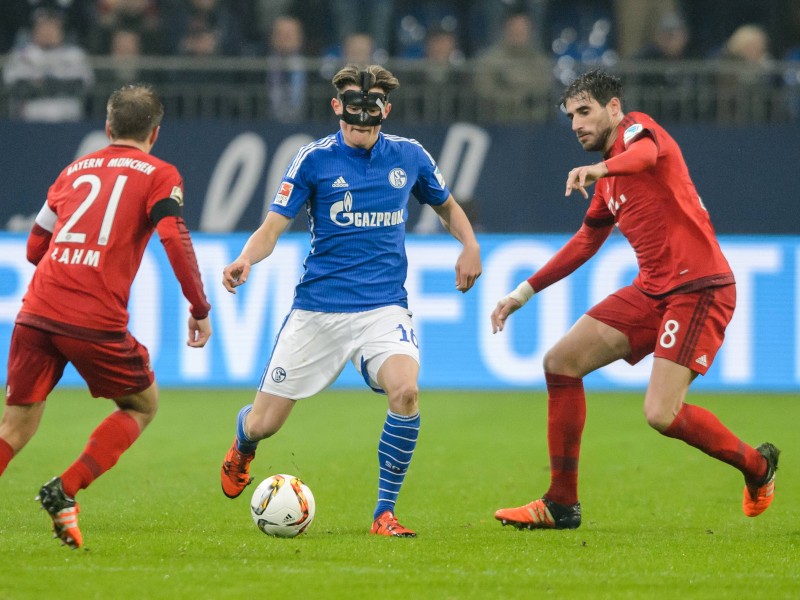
[370,510,417,537]
[221,439,255,499]
[36,477,83,549]
[495,497,582,530]
[743,442,780,517]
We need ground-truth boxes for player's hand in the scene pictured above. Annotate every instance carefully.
[565,162,608,199]
[455,244,482,293]
[490,297,522,333]
[222,258,251,293]
[187,316,211,347]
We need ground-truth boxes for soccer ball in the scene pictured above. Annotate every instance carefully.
[250,474,315,538]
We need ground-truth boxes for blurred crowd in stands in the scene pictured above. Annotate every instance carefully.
[2,0,800,123]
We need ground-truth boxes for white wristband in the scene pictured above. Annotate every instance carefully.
[506,281,535,307]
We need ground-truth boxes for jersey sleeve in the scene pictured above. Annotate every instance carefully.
[146,162,185,224]
[268,178,307,219]
[527,220,613,292]
[584,187,615,225]
[411,143,450,206]
[26,200,57,264]
[527,192,614,292]
[269,150,313,219]
[148,162,210,319]
[26,222,52,265]
[604,136,658,176]
[156,215,211,320]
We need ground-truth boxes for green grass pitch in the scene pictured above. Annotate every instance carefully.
[1,389,798,599]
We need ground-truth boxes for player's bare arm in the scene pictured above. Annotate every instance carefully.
[432,196,482,292]
[565,162,609,199]
[223,212,291,293]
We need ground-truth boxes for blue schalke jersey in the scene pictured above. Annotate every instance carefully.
[270,130,450,312]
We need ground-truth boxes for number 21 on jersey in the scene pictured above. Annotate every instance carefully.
[55,174,127,246]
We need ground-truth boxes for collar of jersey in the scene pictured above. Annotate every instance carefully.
[336,130,384,158]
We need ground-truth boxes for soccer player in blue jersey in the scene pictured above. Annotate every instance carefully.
[219,64,482,536]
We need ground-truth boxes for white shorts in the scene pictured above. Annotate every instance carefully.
[258,305,420,399]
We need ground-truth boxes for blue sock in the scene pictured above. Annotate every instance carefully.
[374,410,420,519]
[235,404,258,454]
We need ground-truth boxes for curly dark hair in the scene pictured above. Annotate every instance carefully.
[560,69,623,110]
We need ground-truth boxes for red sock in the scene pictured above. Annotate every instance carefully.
[0,438,14,476]
[61,411,141,497]
[544,373,586,505]
[661,403,766,482]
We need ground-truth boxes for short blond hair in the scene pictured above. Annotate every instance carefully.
[106,84,164,141]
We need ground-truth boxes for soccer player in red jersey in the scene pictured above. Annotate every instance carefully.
[491,70,778,530]
[0,84,212,548]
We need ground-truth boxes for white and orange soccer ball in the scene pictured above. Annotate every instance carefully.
[250,474,315,538]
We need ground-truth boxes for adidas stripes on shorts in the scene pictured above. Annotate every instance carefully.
[586,284,735,375]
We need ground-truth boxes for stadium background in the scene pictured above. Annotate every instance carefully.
[1,0,798,392]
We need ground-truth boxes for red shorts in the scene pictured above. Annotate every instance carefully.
[586,284,736,375]
[5,323,154,405]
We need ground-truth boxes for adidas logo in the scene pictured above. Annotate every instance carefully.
[332,176,348,188]
[695,354,708,367]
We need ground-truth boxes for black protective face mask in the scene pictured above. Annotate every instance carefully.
[338,70,387,126]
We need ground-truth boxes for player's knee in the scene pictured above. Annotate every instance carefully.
[114,388,158,428]
[543,348,577,377]
[144,399,158,420]
[643,404,673,432]
[134,398,158,428]
[388,381,419,415]
[0,405,42,452]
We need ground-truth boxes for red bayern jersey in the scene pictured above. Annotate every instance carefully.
[586,111,734,296]
[20,144,190,331]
